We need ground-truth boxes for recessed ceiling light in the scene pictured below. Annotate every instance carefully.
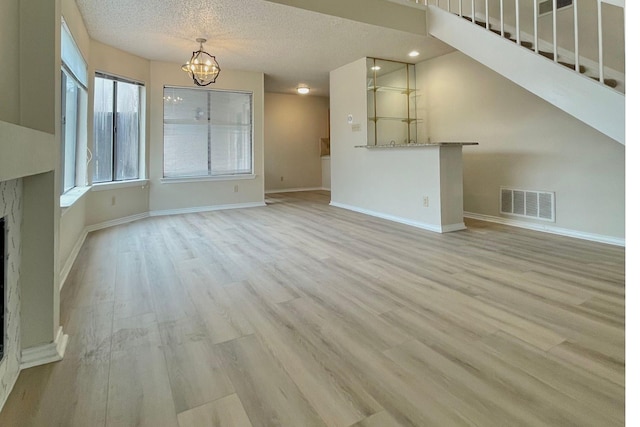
[371,66,381,71]
[408,51,420,57]
[297,86,310,95]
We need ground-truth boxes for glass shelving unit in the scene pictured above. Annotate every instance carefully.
[367,58,419,146]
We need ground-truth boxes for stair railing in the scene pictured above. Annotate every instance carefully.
[414,0,625,89]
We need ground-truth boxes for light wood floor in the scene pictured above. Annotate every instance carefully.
[0,191,625,426]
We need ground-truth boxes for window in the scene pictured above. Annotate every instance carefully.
[60,21,88,194]
[61,71,80,193]
[163,87,253,178]
[93,74,143,183]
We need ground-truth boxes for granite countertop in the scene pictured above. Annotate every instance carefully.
[354,142,479,148]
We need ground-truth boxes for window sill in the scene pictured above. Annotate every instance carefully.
[91,179,149,192]
[60,186,91,209]
[160,174,256,184]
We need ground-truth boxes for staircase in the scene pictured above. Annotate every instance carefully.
[416,0,625,144]
[460,15,621,88]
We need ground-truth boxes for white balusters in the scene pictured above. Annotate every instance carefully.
[472,0,476,23]
[515,0,520,45]
[552,0,558,62]
[500,0,505,37]
[413,0,623,89]
[485,0,490,29]
[574,0,579,72]
[533,0,538,53]
[597,0,604,83]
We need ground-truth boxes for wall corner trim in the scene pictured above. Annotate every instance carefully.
[463,211,625,247]
[329,201,446,233]
[20,327,68,370]
[441,223,467,232]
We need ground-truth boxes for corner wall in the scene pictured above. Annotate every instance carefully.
[86,40,151,225]
[264,93,328,191]
[330,58,447,231]
[417,51,625,241]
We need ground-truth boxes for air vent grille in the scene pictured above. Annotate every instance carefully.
[500,187,555,222]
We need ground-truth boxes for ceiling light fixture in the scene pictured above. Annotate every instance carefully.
[297,85,310,95]
[181,38,221,86]
[408,51,420,57]
[371,66,381,71]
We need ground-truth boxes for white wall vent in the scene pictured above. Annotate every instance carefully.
[500,187,555,222]
[538,0,573,17]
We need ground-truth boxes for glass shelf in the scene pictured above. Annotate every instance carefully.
[367,86,416,95]
[368,117,422,123]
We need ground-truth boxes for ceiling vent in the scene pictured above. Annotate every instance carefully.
[538,0,573,17]
[501,187,555,222]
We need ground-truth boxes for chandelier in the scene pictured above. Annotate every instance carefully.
[181,38,221,86]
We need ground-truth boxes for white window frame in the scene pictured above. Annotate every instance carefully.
[60,19,88,197]
[92,72,145,184]
[162,86,254,181]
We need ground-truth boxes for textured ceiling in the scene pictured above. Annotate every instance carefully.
[74,0,454,96]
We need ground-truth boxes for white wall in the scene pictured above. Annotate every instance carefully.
[321,156,331,190]
[149,62,265,212]
[264,93,329,191]
[417,51,625,240]
[0,0,20,126]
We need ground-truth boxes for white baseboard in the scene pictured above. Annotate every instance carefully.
[265,187,326,194]
[59,229,88,290]
[86,212,151,233]
[329,201,460,234]
[150,201,266,217]
[20,327,68,370]
[464,211,625,247]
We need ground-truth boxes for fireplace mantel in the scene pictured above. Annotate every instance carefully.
[0,120,56,183]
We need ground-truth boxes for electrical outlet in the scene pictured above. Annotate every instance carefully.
[233,184,239,193]
[280,176,284,182]
[111,196,116,206]
[423,196,429,207]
